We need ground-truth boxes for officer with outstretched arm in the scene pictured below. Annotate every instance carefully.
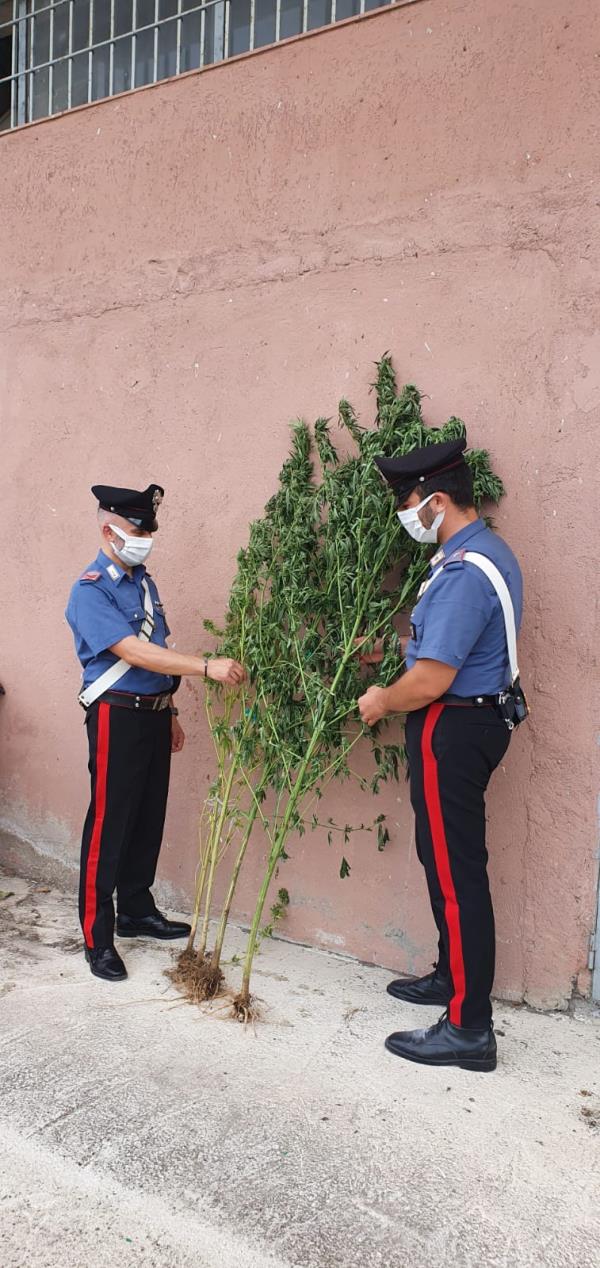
[66,483,246,982]
[358,439,525,1073]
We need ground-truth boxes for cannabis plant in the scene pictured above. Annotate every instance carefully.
[171,356,503,1019]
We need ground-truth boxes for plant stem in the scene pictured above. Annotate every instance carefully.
[238,608,367,1003]
[209,797,261,970]
[187,810,211,952]
[198,752,240,956]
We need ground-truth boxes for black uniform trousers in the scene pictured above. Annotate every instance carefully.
[405,702,511,1030]
[80,700,172,949]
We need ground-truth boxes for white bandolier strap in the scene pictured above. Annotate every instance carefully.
[463,552,519,685]
[78,577,155,708]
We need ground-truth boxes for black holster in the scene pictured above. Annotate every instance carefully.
[496,677,529,731]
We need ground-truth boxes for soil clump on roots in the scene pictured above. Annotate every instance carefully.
[231,992,262,1024]
[167,947,225,1004]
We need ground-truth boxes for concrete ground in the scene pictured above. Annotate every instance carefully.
[0,873,599,1268]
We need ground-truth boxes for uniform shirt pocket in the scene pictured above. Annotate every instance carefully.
[405,607,424,665]
[152,600,169,639]
[121,602,145,631]
[409,608,425,648]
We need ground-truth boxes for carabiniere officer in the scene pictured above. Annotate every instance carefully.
[357,439,523,1073]
[66,483,246,982]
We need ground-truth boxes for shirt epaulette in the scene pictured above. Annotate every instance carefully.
[80,571,101,582]
[443,549,466,567]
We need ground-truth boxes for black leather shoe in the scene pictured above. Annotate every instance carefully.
[116,911,191,940]
[387,968,452,1005]
[85,946,127,981]
[385,1013,497,1072]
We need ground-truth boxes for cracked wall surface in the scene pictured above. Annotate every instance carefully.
[0,0,598,1008]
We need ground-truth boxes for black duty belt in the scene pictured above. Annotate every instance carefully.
[85,690,172,712]
[440,693,498,708]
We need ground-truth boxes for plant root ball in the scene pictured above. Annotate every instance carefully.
[231,992,262,1025]
[166,947,225,1005]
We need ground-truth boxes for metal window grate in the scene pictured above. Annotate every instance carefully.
[0,0,395,131]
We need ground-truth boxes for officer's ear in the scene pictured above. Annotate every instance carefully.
[102,521,118,545]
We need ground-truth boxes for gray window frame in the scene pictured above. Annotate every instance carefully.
[0,0,401,132]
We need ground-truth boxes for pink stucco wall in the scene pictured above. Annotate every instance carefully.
[1,0,598,1008]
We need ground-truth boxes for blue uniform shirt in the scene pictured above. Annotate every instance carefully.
[66,551,174,695]
[405,519,523,696]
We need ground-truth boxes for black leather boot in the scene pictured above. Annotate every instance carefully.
[116,911,191,940]
[385,1013,497,1072]
[85,946,127,981]
[386,967,452,1005]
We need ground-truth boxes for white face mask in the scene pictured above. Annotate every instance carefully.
[109,524,154,567]
[397,493,445,545]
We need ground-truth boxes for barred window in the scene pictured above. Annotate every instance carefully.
[0,0,392,132]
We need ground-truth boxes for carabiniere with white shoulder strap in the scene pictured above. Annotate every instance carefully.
[78,577,155,709]
[430,551,529,731]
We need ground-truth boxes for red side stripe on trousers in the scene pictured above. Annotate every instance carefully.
[421,702,466,1027]
[83,702,110,948]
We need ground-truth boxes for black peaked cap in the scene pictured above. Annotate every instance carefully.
[91,483,164,531]
[374,438,467,502]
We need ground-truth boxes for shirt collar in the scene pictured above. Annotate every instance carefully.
[96,549,144,585]
[440,518,487,558]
